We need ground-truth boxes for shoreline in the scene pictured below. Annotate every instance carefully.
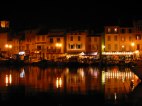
[0,59,137,68]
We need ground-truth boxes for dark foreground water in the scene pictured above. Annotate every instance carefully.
[0,66,141,106]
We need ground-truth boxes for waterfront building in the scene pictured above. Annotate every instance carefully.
[103,26,135,61]
[5,19,142,62]
[86,33,101,59]
[46,29,66,60]
[66,30,87,57]
[0,20,11,58]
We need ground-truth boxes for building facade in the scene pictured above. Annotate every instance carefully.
[103,26,136,60]
[5,20,142,61]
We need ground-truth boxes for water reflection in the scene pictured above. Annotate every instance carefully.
[101,67,140,104]
[0,66,141,104]
[5,74,12,86]
[56,77,62,88]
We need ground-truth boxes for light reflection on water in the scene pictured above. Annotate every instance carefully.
[0,66,141,104]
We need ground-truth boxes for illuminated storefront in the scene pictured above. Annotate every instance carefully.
[102,52,134,60]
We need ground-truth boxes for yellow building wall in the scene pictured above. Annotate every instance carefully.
[66,32,87,53]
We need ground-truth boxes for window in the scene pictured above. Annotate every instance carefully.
[70,44,75,49]
[107,28,111,33]
[114,35,117,41]
[37,46,41,50]
[50,38,53,43]
[70,36,73,41]
[107,36,111,41]
[78,36,81,41]
[76,44,81,49]
[114,28,118,32]
[121,29,125,33]
[69,44,75,49]
[136,34,141,40]
[57,38,60,42]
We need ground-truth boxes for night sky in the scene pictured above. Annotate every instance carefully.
[1,2,142,32]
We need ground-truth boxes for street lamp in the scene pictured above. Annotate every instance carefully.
[56,43,62,47]
[131,42,135,50]
[56,43,62,52]
[5,44,12,49]
[122,45,125,51]
[102,45,105,52]
[5,44,12,58]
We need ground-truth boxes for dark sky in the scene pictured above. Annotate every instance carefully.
[1,2,142,32]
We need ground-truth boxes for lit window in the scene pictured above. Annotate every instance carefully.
[1,21,5,28]
[108,28,111,33]
[1,21,9,28]
[136,34,141,40]
[114,28,118,32]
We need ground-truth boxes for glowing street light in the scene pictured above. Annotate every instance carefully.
[131,42,135,60]
[102,45,105,52]
[5,44,12,57]
[56,43,62,47]
[56,43,62,53]
[131,42,135,47]
[131,42,135,51]
[5,44,12,49]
